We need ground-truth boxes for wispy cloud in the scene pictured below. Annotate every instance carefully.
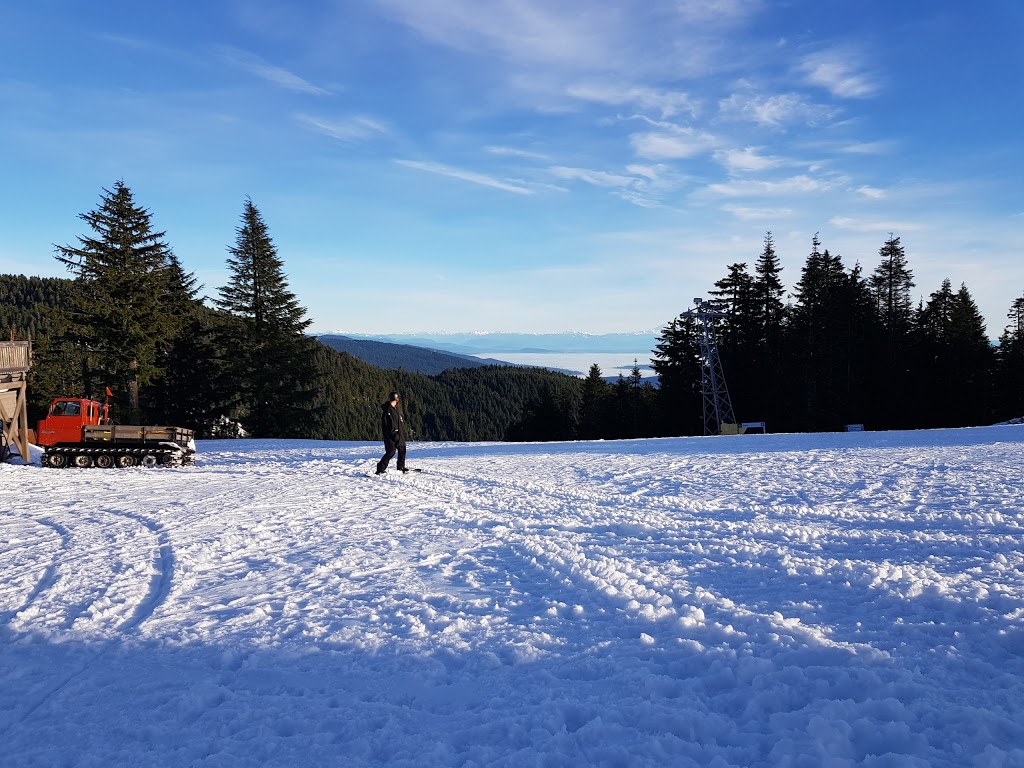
[550,166,636,188]
[567,82,697,118]
[723,204,795,220]
[219,46,328,95]
[799,49,879,99]
[714,146,783,173]
[296,114,389,142]
[674,0,760,24]
[830,216,923,232]
[396,159,534,194]
[719,90,836,127]
[840,140,896,155]
[631,128,717,160]
[374,0,619,69]
[706,174,835,197]
[856,185,886,199]
[486,145,549,160]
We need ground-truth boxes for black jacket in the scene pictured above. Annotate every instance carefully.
[381,402,405,446]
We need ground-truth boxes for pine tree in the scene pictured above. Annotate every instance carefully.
[947,283,994,425]
[869,235,915,338]
[652,313,703,436]
[214,198,317,438]
[709,262,757,423]
[54,181,183,420]
[578,363,610,439]
[995,294,1024,419]
[751,232,787,423]
[787,235,844,429]
[867,234,916,428]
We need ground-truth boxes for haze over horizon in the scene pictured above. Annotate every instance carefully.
[2,2,1022,338]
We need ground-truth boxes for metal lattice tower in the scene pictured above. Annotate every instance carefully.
[683,298,736,435]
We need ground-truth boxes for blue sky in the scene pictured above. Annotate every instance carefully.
[2,1,1022,336]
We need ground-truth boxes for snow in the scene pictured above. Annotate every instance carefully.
[2,426,1023,767]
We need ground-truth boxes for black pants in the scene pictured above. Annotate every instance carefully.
[377,441,406,473]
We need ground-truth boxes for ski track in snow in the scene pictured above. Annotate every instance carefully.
[1,428,1023,766]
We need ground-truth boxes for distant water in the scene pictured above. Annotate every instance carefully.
[472,351,657,378]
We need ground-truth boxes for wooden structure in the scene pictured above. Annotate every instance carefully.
[0,341,32,461]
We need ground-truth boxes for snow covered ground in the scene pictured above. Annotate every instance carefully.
[2,427,1023,767]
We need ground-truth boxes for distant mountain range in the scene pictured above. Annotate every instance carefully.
[327,330,660,356]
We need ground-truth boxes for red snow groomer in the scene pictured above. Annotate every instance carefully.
[37,397,195,469]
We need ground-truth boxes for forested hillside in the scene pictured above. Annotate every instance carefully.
[0,274,75,338]
[317,335,494,376]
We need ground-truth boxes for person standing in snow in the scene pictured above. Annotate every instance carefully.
[376,390,408,474]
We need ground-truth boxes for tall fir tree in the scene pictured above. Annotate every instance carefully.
[214,198,317,438]
[913,279,994,427]
[652,313,703,436]
[578,363,610,439]
[751,232,787,424]
[786,235,847,429]
[54,181,184,420]
[867,234,916,428]
[995,294,1024,419]
[709,262,757,423]
[869,235,915,338]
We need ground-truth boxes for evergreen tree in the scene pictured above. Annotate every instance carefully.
[949,283,995,425]
[710,262,757,424]
[750,232,787,425]
[913,279,994,426]
[578,363,610,439]
[786,235,848,430]
[867,234,916,428]
[753,232,786,341]
[869,235,915,337]
[214,198,317,438]
[54,181,183,420]
[995,294,1024,418]
[652,313,703,436]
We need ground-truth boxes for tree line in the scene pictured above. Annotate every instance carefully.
[652,232,1024,435]
[3,184,1022,442]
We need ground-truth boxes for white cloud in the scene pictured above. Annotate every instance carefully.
[706,174,834,197]
[567,82,696,118]
[856,185,886,199]
[799,49,878,99]
[550,166,635,188]
[296,114,389,142]
[840,140,896,155]
[723,204,795,220]
[674,0,760,24]
[373,0,620,69]
[830,216,923,232]
[719,91,835,127]
[714,146,782,173]
[219,47,328,95]
[486,145,549,160]
[395,159,534,195]
[373,0,757,84]
[631,129,717,160]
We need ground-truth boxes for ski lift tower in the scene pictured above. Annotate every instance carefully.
[684,298,736,435]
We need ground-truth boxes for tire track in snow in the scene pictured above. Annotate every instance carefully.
[0,517,70,626]
[0,507,175,739]
[103,509,175,633]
